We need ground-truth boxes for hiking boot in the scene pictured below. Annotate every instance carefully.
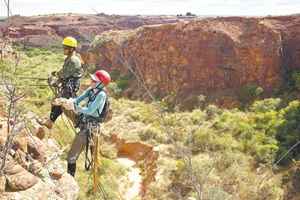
[38,118,54,129]
[67,163,76,177]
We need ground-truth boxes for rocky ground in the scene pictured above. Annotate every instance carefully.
[0,111,79,200]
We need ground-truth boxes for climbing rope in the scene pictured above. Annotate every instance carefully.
[61,114,77,136]
[93,125,100,193]
[273,140,300,167]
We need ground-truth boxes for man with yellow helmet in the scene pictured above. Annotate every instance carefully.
[41,36,83,129]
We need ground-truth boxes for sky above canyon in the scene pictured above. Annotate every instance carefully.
[0,0,299,17]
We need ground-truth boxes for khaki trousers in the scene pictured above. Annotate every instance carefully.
[67,131,88,164]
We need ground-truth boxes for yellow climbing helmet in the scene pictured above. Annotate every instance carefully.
[62,36,77,48]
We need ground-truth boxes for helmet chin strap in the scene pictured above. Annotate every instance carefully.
[95,82,104,90]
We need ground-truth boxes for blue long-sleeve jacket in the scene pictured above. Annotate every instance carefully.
[74,87,106,118]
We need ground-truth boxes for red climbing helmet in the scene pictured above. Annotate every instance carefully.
[90,70,111,85]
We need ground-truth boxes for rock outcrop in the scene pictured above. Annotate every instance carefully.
[0,14,195,47]
[111,134,158,197]
[0,112,79,200]
[265,15,300,71]
[81,15,300,107]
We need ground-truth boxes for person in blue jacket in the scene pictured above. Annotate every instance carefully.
[67,70,111,177]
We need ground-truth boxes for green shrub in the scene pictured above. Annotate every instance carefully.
[127,103,159,124]
[110,69,121,80]
[139,125,166,143]
[92,33,114,47]
[205,187,233,200]
[205,104,222,120]
[250,98,282,113]
[161,92,177,112]
[256,143,279,163]
[291,71,300,90]
[189,127,218,152]
[116,75,131,90]
[212,109,280,163]
[107,82,123,97]
[276,101,300,165]
[107,72,133,96]
[238,83,264,106]
[22,47,56,57]
[189,109,206,124]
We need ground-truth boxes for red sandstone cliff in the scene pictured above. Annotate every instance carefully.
[83,16,299,106]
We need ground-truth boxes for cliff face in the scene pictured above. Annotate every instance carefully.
[271,16,300,71]
[83,16,297,106]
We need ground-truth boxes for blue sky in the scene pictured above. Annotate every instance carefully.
[1,0,300,17]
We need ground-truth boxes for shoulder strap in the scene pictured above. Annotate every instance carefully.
[87,88,107,118]
[87,88,103,103]
[96,90,108,118]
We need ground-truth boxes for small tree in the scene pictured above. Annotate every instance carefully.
[0,50,24,176]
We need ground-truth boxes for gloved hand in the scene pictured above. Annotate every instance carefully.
[64,98,75,111]
[52,98,75,111]
[48,74,61,87]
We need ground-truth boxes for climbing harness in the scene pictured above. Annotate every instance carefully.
[76,114,102,171]
[51,77,80,98]
[61,77,80,98]
[76,114,102,192]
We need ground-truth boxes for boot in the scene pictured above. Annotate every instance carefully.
[38,118,54,129]
[67,163,76,177]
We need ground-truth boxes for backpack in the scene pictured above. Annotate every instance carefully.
[98,96,113,122]
[87,88,112,123]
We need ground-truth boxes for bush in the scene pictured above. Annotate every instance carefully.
[110,69,121,80]
[161,92,177,112]
[291,71,300,90]
[22,47,58,57]
[250,98,282,113]
[238,83,264,106]
[92,33,114,47]
[204,187,233,200]
[116,74,131,90]
[189,127,218,152]
[139,125,166,143]
[205,104,222,120]
[213,109,280,163]
[107,82,123,98]
[108,72,133,96]
[276,101,300,165]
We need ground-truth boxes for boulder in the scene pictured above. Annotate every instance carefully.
[5,160,38,191]
[3,159,24,175]
[54,173,80,200]
[27,136,46,163]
